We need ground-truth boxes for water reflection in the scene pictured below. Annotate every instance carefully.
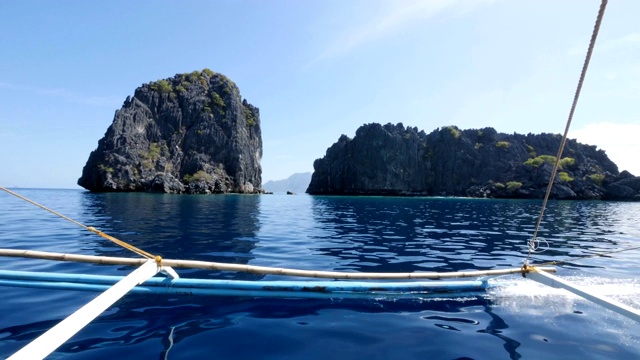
[309,197,640,273]
[3,286,638,360]
[79,193,262,279]
[2,191,640,359]
[478,304,522,360]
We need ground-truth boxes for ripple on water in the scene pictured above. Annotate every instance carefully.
[0,192,639,359]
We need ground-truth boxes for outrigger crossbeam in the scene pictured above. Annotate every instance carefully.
[8,260,177,360]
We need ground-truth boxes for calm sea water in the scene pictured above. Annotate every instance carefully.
[0,189,639,359]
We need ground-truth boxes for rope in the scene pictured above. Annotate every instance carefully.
[525,0,608,265]
[0,186,158,261]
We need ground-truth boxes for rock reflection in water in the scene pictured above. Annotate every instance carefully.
[79,193,262,279]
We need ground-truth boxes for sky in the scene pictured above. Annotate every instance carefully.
[0,0,639,189]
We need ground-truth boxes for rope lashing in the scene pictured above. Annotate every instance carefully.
[86,227,157,260]
[526,0,608,265]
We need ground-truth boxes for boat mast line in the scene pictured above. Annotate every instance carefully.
[0,185,158,262]
[0,248,556,280]
[526,0,608,264]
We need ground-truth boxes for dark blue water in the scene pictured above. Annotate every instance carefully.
[0,189,639,359]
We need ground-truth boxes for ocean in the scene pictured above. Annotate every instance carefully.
[0,189,639,359]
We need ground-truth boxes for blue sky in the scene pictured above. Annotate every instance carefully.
[1,0,638,189]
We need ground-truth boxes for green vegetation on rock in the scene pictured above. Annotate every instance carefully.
[523,155,574,169]
[149,79,173,94]
[189,70,201,79]
[244,107,257,126]
[179,75,192,88]
[443,126,461,139]
[559,157,575,168]
[526,144,536,157]
[211,93,225,108]
[141,142,166,169]
[98,164,114,173]
[506,181,522,191]
[558,171,574,182]
[148,143,161,160]
[423,148,434,160]
[183,170,213,184]
[587,173,605,186]
[524,155,556,167]
[496,141,510,149]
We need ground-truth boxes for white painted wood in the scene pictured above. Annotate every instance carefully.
[160,265,179,279]
[526,268,640,323]
[8,260,160,360]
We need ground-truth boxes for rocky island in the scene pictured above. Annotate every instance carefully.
[307,123,640,200]
[78,69,262,194]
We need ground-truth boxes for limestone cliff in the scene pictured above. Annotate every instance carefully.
[307,123,640,200]
[78,69,262,194]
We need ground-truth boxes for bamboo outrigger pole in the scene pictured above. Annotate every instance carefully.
[0,248,556,280]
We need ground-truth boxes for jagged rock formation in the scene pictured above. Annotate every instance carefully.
[307,123,640,200]
[78,69,262,194]
[263,172,312,194]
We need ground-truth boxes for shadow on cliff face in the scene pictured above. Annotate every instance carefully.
[79,192,262,280]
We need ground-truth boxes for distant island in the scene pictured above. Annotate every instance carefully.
[78,69,263,194]
[307,123,640,200]
[263,172,312,194]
